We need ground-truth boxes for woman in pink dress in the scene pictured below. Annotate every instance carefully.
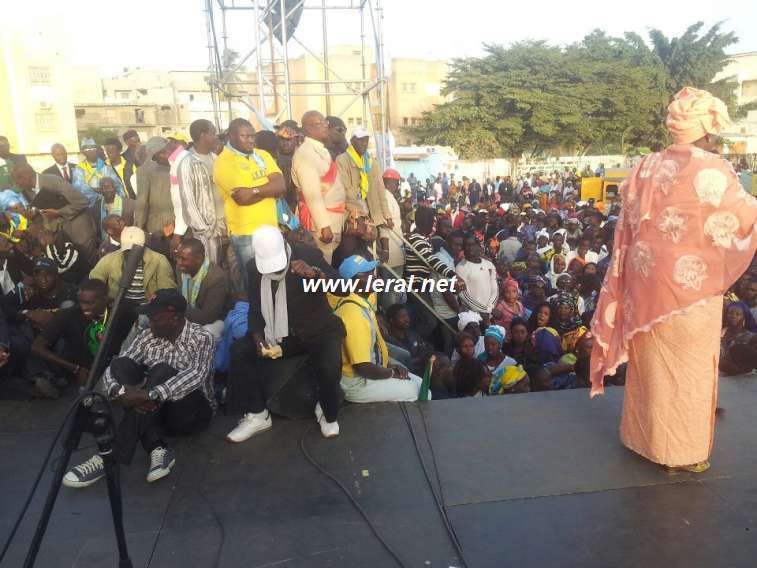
[590,87,757,472]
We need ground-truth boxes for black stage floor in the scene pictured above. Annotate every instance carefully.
[1,376,756,567]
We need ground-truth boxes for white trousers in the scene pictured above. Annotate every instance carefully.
[340,372,425,403]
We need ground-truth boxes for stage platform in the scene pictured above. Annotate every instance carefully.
[1,375,756,567]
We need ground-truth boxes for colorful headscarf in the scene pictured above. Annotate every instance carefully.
[665,87,730,145]
[532,326,562,361]
[484,324,506,347]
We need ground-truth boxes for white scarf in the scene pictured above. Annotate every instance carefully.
[260,244,290,346]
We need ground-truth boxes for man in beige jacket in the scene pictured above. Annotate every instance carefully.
[291,111,346,264]
[336,127,392,229]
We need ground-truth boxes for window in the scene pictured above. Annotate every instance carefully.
[189,94,195,102]
[35,111,57,132]
[75,108,86,118]
[28,66,51,85]
[116,90,131,100]
[356,117,362,126]
[135,109,145,123]
[402,82,416,93]
[348,117,355,126]
[402,117,409,126]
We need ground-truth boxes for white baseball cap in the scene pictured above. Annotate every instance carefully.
[351,126,370,139]
[252,225,288,274]
[121,226,146,251]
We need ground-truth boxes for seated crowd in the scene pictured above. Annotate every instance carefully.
[0,116,754,489]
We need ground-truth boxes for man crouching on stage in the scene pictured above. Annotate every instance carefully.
[63,290,216,487]
[225,225,346,442]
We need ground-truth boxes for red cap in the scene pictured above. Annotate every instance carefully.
[382,168,401,180]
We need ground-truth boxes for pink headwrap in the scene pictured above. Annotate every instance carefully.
[665,87,730,144]
[502,277,520,292]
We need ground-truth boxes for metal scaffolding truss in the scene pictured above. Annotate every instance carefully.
[203,0,387,137]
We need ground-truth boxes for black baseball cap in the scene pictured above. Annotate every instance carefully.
[33,257,58,274]
[137,289,187,316]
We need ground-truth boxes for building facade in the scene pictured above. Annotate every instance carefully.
[0,23,79,167]
[388,58,449,145]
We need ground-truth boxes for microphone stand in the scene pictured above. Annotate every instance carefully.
[22,245,146,568]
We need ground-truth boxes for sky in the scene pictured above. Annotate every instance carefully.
[5,0,757,76]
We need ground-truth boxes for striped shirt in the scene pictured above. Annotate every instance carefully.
[124,262,145,301]
[404,232,456,281]
[103,320,216,409]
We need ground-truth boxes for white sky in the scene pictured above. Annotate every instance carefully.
[5,0,756,75]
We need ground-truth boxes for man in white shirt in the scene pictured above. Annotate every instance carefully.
[292,111,347,264]
[43,143,77,183]
[456,238,498,322]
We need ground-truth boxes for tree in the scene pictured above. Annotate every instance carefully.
[78,127,120,146]
[408,22,739,159]
[648,21,738,111]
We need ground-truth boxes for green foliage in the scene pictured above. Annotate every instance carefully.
[408,22,739,159]
[735,101,757,120]
[78,127,120,146]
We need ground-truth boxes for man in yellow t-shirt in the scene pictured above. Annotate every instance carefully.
[333,254,423,403]
[213,118,285,285]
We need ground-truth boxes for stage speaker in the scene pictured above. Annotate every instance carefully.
[268,0,304,44]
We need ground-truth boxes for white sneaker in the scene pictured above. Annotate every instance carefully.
[226,410,272,443]
[318,417,340,438]
[314,404,339,438]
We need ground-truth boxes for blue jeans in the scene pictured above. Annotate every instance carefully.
[230,234,255,290]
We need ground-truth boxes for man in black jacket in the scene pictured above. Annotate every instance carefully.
[226,225,347,442]
[43,144,78,182]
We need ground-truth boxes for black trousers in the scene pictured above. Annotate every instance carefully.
[110,357,212,465]
[227,332,343,422]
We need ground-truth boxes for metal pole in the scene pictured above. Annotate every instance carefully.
[376,0,387,145]
[279,0,292,120]
[360,2,368,126]
[252,0,266,116]
[268,15,279,116]
[221,2,232,122]
[204,0,222,129]
[322,0,331,115]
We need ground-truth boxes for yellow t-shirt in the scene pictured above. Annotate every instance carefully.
[333,293,388,378]
[213,146,281,236]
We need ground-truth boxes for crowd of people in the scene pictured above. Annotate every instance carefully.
[0,103,754,488]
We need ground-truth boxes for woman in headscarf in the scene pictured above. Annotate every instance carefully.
[479,324,529,394]
[0,190,29,243]
[529,323,576,390]
[541,229,570,262]
[591,87,757,473]
[551,291,588,353]
[546,254,567,290]
[720,301,757,375]
[492,277,528,336]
